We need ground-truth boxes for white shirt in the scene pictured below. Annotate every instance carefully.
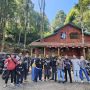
[71,58,80,71]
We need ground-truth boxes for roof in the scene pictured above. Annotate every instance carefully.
[31,23,90,42]
[84,31,90,36]
[54,23,81,33]
[29,42,90,47]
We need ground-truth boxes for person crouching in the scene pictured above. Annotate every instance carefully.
[16,60,24,86]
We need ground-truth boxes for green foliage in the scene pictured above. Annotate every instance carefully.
[65,0,90,31]
[51,10,66,31]
[0,0,50,48]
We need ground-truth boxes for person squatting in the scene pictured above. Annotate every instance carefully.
[3,53,90,88]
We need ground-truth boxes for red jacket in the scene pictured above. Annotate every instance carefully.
[4,58,17,70]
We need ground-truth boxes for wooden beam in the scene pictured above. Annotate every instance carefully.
[31,47,33,57]
[44,47,46,57]
[58,47,60,56]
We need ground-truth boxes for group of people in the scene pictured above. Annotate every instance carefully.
[2,53,90,88]
[31,55,90,83]
[3,53,30,87]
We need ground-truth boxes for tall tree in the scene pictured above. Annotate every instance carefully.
[0,0,50,51]
[51,10,66,31]
[65,0,90,31]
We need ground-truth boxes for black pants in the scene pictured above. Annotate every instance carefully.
[5,70,16,84]
[64,68,72,83]
[44,69,50,80]
[24,69,28,80]
[51,67,57,81]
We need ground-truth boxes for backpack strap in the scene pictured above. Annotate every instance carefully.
[11,58,16,65]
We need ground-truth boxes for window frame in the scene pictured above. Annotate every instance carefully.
[69,32,79,39]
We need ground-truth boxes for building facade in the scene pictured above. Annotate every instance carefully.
[30,23,90,57]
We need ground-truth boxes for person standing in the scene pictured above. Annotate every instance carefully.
[3,54,18,87]
[44,55,51,81]
[23,53,30,81]
[38,55,44,81]
[34,57,40,82]
[56,56,65,83]
[64,55,72,83]
[79,56,90,83]
[16,60,24,86]
[50,55,57,82]
[71,55,80,82]
[31,55,37,81]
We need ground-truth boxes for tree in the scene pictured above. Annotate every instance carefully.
[0,0,50,51]
[65,0,90,31]
[51,10,66,31]
[0,0,17,51]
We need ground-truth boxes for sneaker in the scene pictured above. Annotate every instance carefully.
[16,84,20,87]
[62,81,65,83]
[81,80,84,83]
[3,84,7,88]
[58,81,61,83]
[88,81,90,84]
[10,83,15,86]
[19,84,23,87]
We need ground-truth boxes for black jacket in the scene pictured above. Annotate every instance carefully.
[16,64,24,75]
[50,57,57,68]
[44,58,50,70]
[23,57,30,69]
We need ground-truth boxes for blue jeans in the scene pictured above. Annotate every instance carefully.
[39,69,42,80]
[34,67,39,82]
[57,69,64,81]
[73,70,80,82]
[31,67,35,81]
[79,68,90,81]
[16,74,23,84]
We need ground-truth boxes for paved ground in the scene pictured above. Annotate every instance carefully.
[0,74,90,90]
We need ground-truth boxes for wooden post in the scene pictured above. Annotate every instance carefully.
[44,47,46,57]
[58,47,60,56]
[82,47,85,58]
[31,47,33,57]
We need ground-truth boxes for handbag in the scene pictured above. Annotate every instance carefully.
[2,68,8,80]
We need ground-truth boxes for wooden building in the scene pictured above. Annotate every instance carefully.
[30,23,90,57]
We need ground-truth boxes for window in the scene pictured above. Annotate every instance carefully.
[70,32,79,39]
[60,32,66,39]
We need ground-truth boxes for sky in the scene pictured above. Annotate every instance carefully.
[32,0,78,22]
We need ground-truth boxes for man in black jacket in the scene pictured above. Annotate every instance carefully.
[64,55,72,83]
[44,55,51,81]
[23,53,30,81]
[50,55,57,82]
